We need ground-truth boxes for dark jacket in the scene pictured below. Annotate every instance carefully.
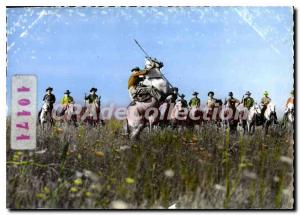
[43,94,56,108]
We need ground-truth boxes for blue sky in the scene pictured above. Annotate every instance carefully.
[6,7,293,115]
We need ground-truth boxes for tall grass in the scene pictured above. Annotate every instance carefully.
[6,119,294,209]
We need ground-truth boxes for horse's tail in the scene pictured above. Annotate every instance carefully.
[125,118,130,139]
[37,109,41,124]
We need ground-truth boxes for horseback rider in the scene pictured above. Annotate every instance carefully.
[85,87,100,106]
[241,91,254,110]
[39,86,56,120]
[128,66,149,101]
[206,91,216,108]
[189,91,200,108]
[60,90,74,116]
[170,87,179,104]
[285,90,294,109]
[260,91,278,123]
[224,92,240,116]
[284,90,294,117]
[85,87,103,125]
[260,91,271,116]
[128,62,162,105]
[179,94,188,108]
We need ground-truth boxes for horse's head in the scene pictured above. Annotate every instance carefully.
[252,103,261,114]
[267,102,276,114]
[42,102,50,112]
[287,102,294,113]
[142,58,172,95]
[145,57,163,70]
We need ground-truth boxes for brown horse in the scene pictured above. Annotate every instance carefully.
[80,103,102,127]
[187,107,203,129]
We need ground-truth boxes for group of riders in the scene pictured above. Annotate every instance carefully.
[127,58,293,121]
[39,56,294,136]
[38,86,102,126]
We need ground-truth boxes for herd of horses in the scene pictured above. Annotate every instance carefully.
[38,58,294,139]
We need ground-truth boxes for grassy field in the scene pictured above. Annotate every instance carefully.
[6,119,294,209]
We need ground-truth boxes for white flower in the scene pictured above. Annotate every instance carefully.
[111,200,128,209]
[243,170,257,180]
[164,169,175,178]
[280,156,293,165]
[214,184,226,191]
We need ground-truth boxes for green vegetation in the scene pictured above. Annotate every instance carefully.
[6,120,294,209]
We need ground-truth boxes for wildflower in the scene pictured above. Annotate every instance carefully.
[85,191,92,197]
[214,184,226,191]
[280,156,293,165]
[36,193,47,200]
[95,151,105,157]
[164,169,175,178]
[243,170,257,180]
[70,187,78,193]
[35,149,47,154]
[55,128,63,133]
[16,151,23,156]
[125,177,135,184]
[119,145,130,151]
[273,176,280,182]
[75,171,83,178]
[43,186,50,194]
[83,169,99,181]
[73,178,83,186]
[12,154,19,161]
[111,200,128,209]
[168,203,177,209]
[192,136,198,143]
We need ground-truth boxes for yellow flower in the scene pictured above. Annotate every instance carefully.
[70,187,78,193]
[43,186,50,194]
[12,154,19,161]
[73,178,83,186]
[95,151,105,157]
[125,177,135,184]
[36,193,47,200]
[16,151,23,156]
[85,191,92,197]
[55,128,64,133]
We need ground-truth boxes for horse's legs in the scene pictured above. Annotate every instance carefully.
[264,122,269,135]
[130,124,144,140]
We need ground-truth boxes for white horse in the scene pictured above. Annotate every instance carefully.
[126,58,173,139]
[39,101,53,129]
[263,102,277,134]
[284,102,294,133]
[246,103,261,135]
[286,103,294,123]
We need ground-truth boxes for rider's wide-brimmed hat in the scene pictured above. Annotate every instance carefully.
[180,94,185,98]
[64,90,71,94]
[90,87,97,92]
[46,87,53,92]
[263,91,269,95]
[192,91,199,96]
[228,91,233,96]
[131,66,141,72]
[245,91,251,95]
[208,91,214,96]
